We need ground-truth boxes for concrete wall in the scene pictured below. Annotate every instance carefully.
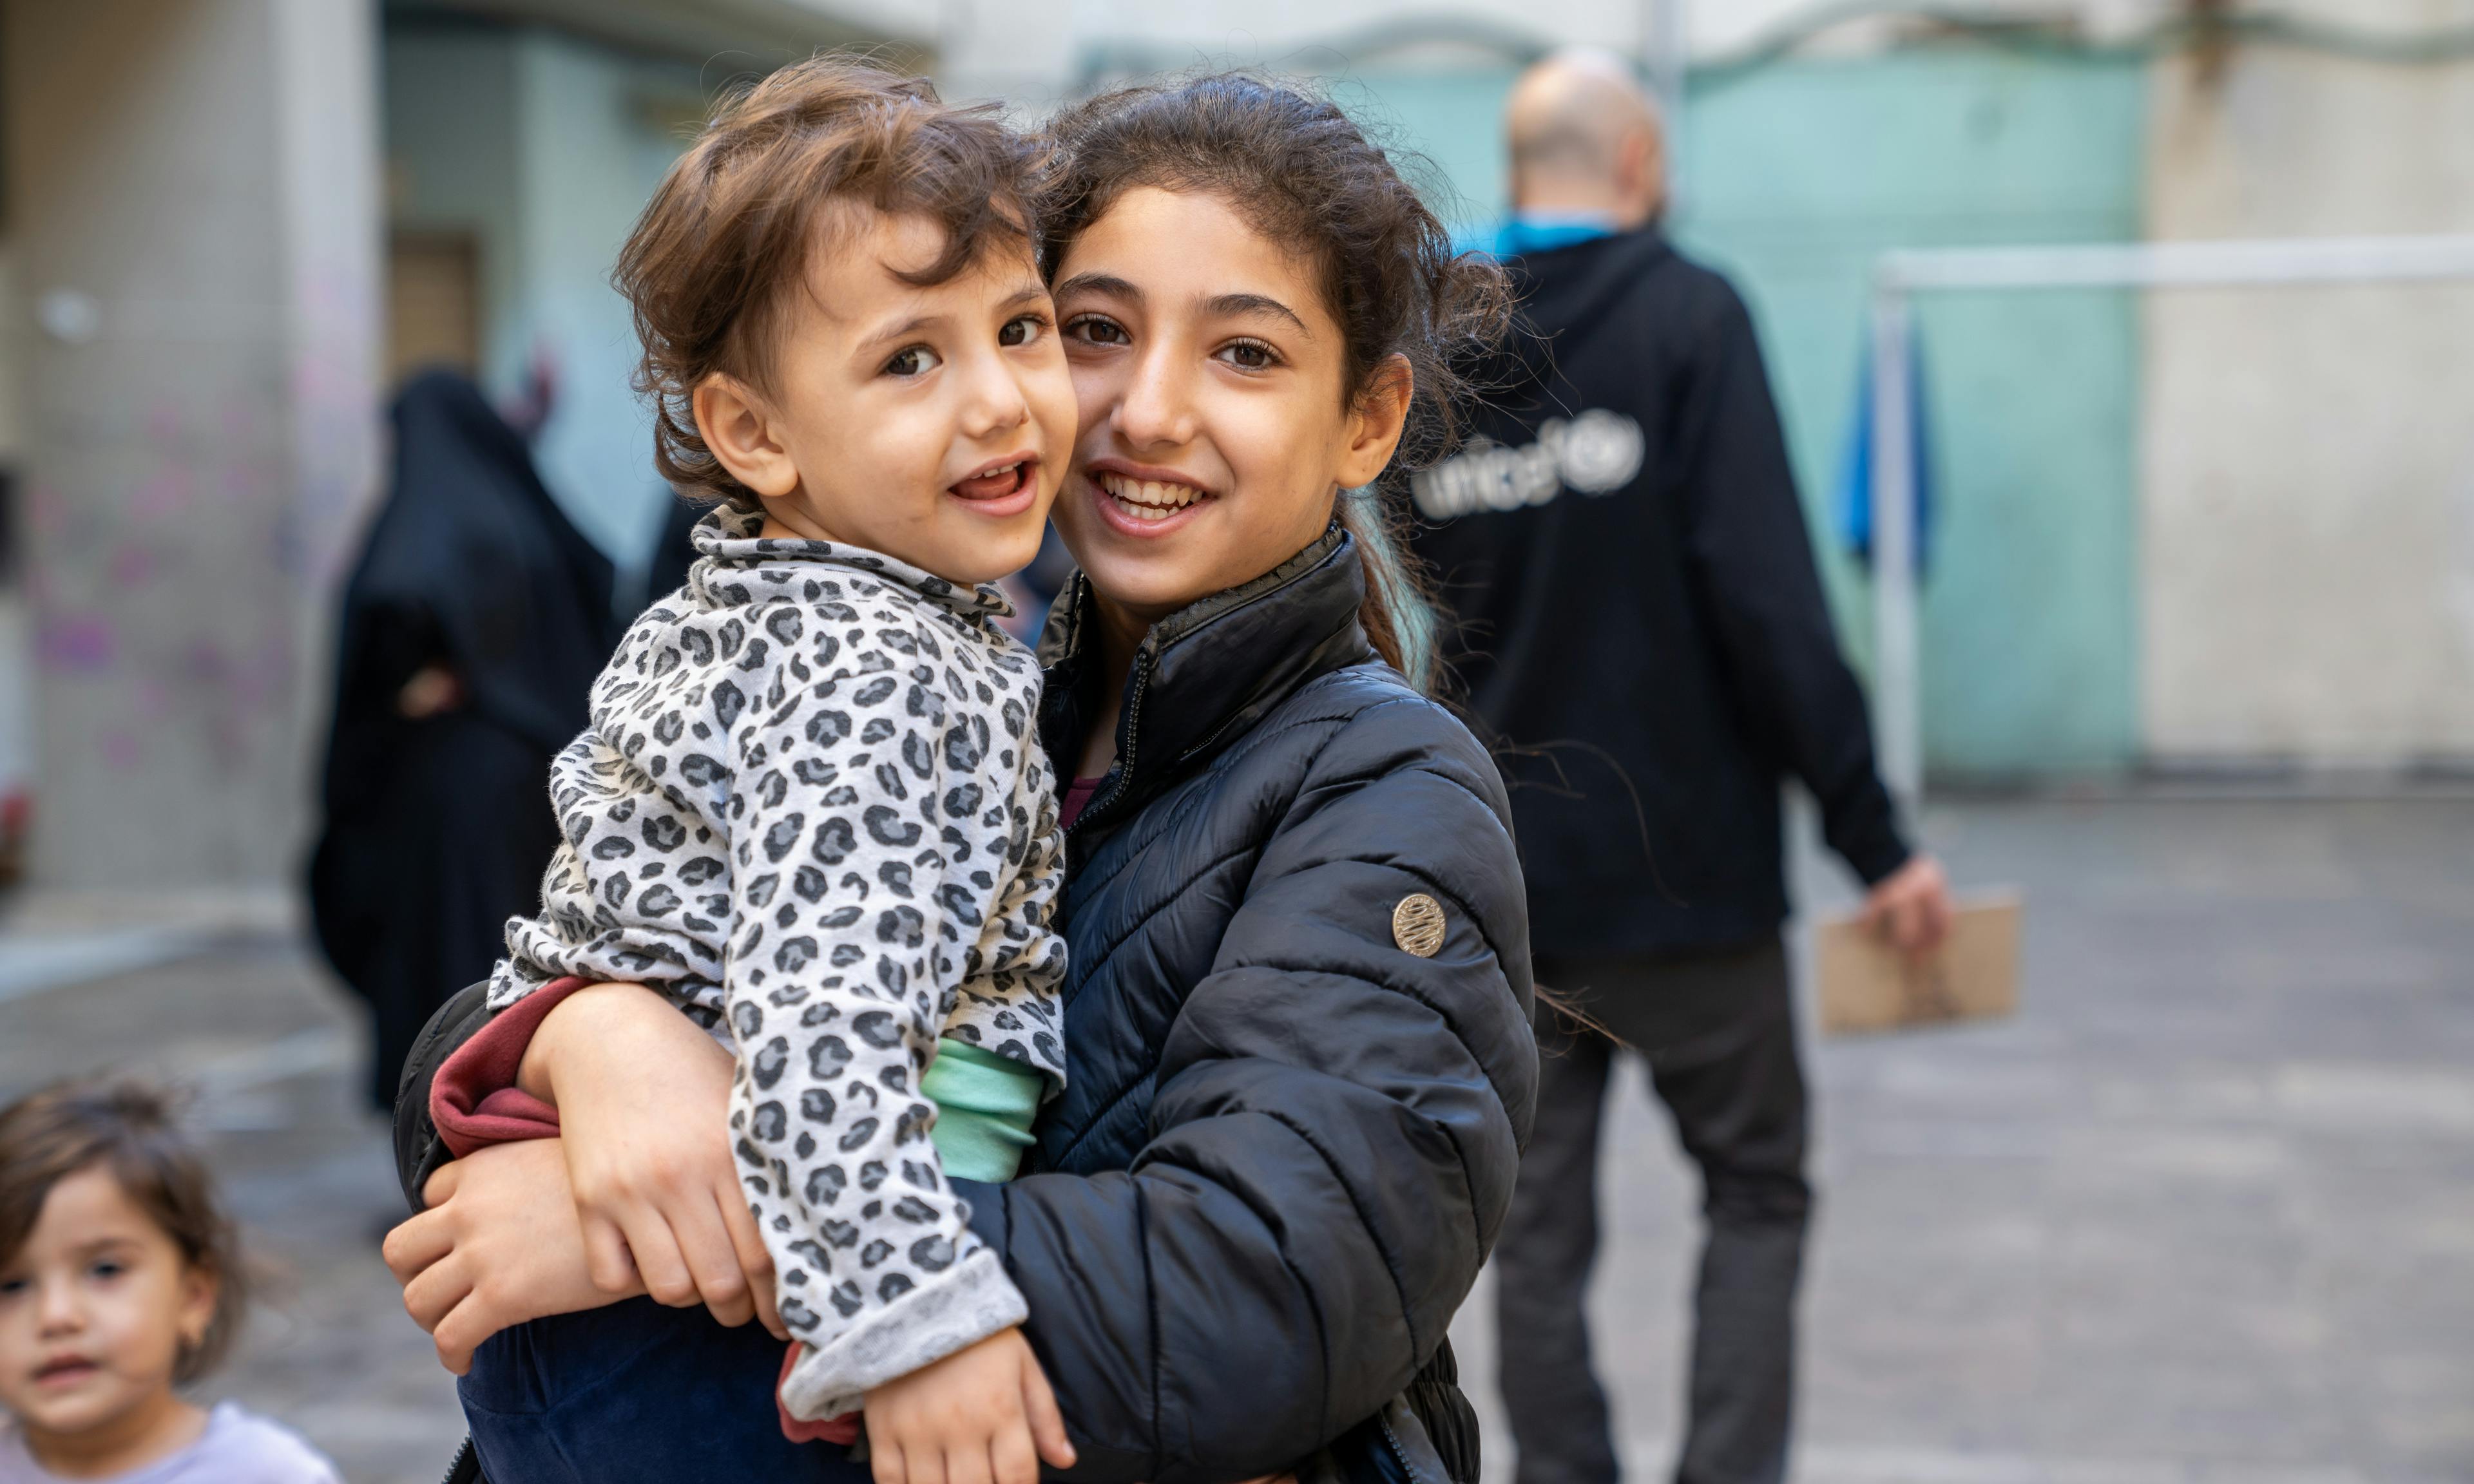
[0,245,30,803]
[2140,19,2474,767]
[1344,69,1522,229]
[385,30,523,386]
[510,33,701,577]
[943,1,2474,782]
[939,0,2164,102]
[278,0,385,653]
[1684,53,2151,779]
[5,0,380,888]
[0,247,23,466]
[385,23,700,578]
[1354,51,2151,777]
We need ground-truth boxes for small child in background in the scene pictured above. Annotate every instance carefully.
[0,1080,339,1483]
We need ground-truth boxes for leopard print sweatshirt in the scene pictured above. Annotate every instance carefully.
[492,504,1067,1422]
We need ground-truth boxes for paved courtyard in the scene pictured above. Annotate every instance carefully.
[1451,794,2474,1484]
[0,796,2468,1483]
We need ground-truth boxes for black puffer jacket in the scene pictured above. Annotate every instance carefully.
[964,526,1535,1484]
[394,526,1535,1484]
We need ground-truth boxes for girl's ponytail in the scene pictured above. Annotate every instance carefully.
[1338,485,1443,696]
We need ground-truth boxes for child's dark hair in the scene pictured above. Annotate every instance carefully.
[617,53,1049,506]
[1038,74,1513,694]
[0,1080,245,1383]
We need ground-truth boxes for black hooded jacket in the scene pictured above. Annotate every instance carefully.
[312,371,617,1107]
[1408,230,1909,957]
[393,527,1536,1484]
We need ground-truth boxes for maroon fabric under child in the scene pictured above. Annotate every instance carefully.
[428,976,584,1157]
[1059,776,1101,828]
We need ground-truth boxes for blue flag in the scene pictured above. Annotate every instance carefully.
[1835,332,1935,577]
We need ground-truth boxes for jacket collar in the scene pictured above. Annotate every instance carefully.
[1039,523,1375,839]
[1493,211,1620,258]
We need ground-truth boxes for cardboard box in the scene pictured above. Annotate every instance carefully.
[1816,891,2022,1036]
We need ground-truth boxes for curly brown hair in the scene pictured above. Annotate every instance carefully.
[0,1079,249,1384]
[1038,74,1512,693]
[615,54,1049,505]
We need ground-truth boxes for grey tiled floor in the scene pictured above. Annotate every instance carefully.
[1450,795,2474,1484]
[0,797,2466,1483]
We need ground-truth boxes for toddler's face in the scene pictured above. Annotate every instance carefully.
[696,209,1076,585]
[0,1165,215,1443]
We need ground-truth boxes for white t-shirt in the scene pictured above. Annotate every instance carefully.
[0,1403,340,1483]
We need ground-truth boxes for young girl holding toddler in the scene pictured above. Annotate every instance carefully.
[391,55,1539,1484]
[0,1080,340,1483]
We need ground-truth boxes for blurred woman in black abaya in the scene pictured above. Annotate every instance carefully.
[310,370,617,1109]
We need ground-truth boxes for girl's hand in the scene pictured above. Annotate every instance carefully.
[521,980,785,1339]
[863,1327,1076,1484]
[382,1139,634,1373]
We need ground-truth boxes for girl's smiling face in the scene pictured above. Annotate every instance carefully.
[1051,186,1411,624]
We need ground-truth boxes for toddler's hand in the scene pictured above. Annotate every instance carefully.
[524,980,785,1339]
[863,1327,1076,1484]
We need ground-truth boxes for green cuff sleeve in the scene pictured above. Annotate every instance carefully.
[922,1038,1046,1183]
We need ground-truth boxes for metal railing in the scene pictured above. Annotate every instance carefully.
[1865,232,2474,804]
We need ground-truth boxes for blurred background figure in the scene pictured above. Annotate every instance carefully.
[309,371,615,1110]
[1410,50,1950,1484]
[642,493,710,614]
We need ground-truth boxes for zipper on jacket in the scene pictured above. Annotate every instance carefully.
[1377,1413,1433,1484]
[441,1437,480,1484]
[1064,643,1154,841]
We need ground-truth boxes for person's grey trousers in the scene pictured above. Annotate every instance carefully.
[1493,940,1810,1484]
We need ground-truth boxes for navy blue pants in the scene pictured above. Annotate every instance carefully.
[460,1298,874,1484]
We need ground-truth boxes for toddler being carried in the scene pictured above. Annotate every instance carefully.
[484,55,1075,1451]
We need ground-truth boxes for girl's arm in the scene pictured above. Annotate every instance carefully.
[385,982,777,1360]
[383,1137,645,1373]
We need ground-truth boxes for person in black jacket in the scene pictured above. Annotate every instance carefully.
[309,371,617,1110]
[1406,52,1954,1484]
[379,75,1534,1484]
